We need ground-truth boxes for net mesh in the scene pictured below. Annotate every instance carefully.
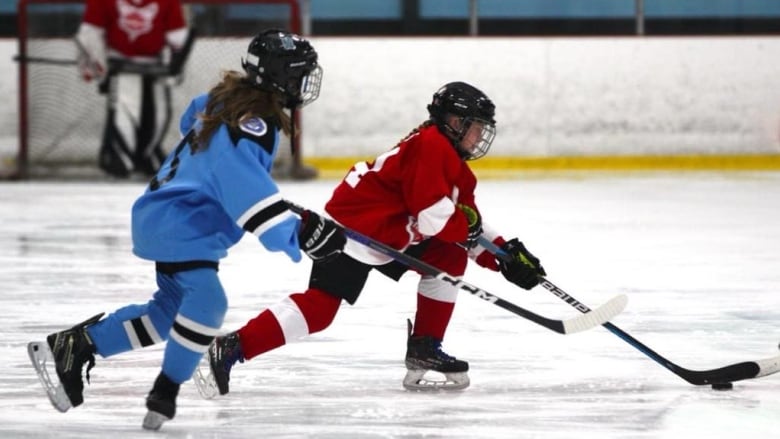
[14,0,298,178]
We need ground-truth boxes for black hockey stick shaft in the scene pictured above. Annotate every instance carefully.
[13,54,77,66]
[13,54,168,75]
[285,201,625,335]
[479,236,780,385]
[72,37,172,77]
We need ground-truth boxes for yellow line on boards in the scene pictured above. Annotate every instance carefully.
[303,154,780,178]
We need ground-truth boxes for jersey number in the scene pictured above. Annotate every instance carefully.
[149,129,194,191]
[344,148,400,188]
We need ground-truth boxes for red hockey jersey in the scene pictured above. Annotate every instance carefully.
[326,124,489,265]
[82,0,187,57]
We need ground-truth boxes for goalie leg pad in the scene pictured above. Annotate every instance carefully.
[99,81,134,178]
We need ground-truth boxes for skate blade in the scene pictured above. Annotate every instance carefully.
[193,366,219,400]
[403,369,470,391]
[142,411,171,431]
[27,341,72,413]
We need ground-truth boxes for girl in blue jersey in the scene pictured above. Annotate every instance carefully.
[28,30,345,431]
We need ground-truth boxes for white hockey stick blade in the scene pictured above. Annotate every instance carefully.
[561,294,628,334]
[28,341,72,413]
[193,365,219,400]
[754,352,780,379]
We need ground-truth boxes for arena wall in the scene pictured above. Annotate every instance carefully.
[4,36,780,173]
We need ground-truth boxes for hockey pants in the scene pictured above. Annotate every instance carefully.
[237,238,467,359]
[85,265,226,384]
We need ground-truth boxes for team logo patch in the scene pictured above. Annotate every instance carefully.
[117,0,158,42]
[239,117,268,136]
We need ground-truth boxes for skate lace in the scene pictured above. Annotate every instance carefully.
[85,353,96,384]
[432,342,455,362]
[223,345,245,372]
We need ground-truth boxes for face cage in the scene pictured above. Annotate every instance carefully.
[298,65,323,107]
[455,118,496,161]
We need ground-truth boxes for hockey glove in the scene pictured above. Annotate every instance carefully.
[298,210,346,261]
[75,25,106,82]
[457,203,483,249]
[78,57,105,82]
[499,238,546,290]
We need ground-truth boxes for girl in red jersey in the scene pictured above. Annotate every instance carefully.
[205,82,546,392]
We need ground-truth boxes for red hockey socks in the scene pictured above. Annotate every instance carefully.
[412,293,455,340]
[238,288,341,360]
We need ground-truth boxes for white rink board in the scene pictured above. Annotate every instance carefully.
[3,36,780,161]
[304,37,780,157]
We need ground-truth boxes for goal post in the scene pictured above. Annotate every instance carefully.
[11,0,301,179]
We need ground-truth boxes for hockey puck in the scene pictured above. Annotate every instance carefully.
[711,382,733,390]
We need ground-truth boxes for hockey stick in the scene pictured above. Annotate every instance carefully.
[285,201,626,335]
[12,54,77,66]
[13,53,169,76]
[478,236,780,385]
[106,59,171,77]
[72,37,172,77]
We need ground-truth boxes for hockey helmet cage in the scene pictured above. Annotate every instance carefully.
[427,81,496,161]
[242,29,322,108]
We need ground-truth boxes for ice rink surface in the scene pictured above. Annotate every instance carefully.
[1,172,779,438]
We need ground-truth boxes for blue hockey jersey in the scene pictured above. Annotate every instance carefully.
[131,93,303,263]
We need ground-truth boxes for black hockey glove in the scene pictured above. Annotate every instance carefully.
[457,204,482,249]
[499,238,546,290]
[298,210,346,261]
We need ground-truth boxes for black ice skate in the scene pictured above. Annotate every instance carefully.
[193,332,244,399]
[403,320,470,391]
[210,332,245,395]
[143,372,180,431]
[27,313,104,412]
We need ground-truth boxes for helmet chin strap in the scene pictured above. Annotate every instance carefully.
[454,144,471,160]
[442,119,470,159]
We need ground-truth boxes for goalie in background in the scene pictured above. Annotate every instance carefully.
[201,81,547,394]
[27,30,339,431]
[75,0,194,178]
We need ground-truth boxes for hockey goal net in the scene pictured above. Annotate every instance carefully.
[10,0,300,179]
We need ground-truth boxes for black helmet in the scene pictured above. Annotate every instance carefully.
[427,81,496,160]
[242,29,322,108]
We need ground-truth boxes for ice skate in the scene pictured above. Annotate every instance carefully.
[194,332,244,398]
[403,320,470,391]
[193,360,219,400]
[143,373,180,431]
[28,313,104,412]
[210,332,244,395]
